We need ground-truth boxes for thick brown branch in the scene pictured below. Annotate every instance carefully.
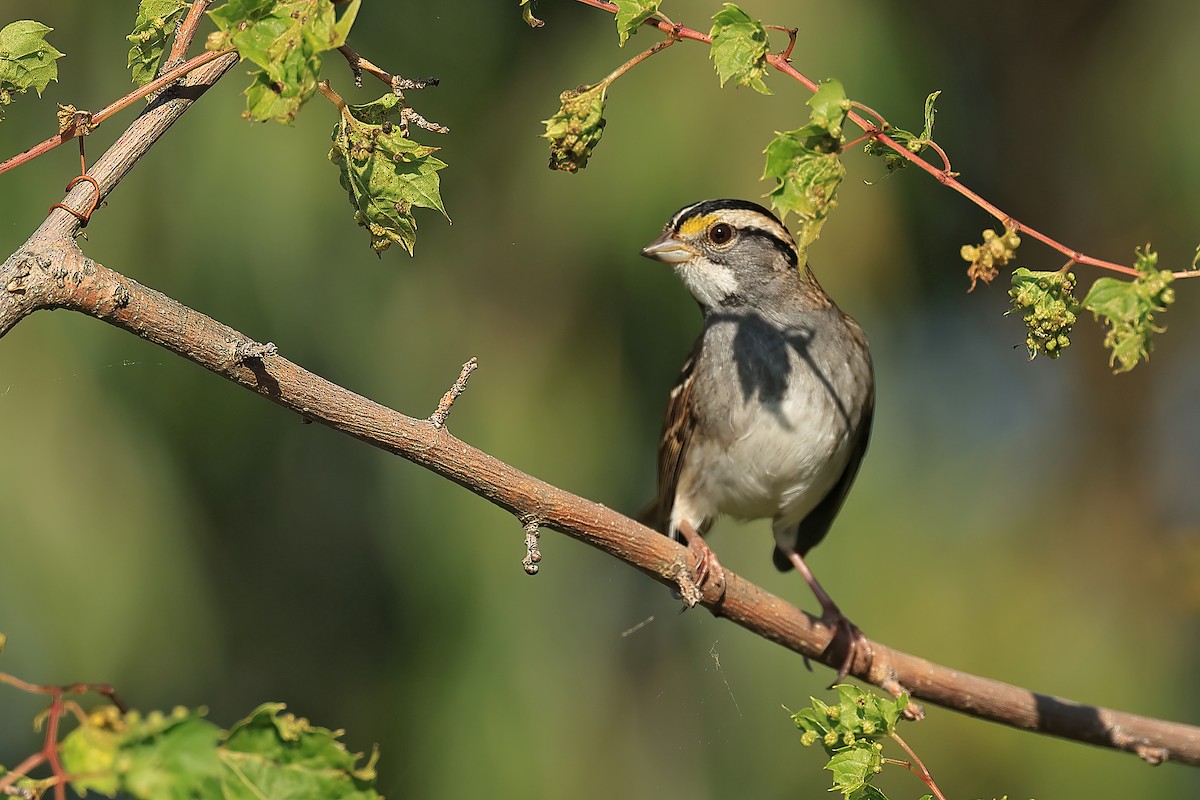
[1,243,1197,766]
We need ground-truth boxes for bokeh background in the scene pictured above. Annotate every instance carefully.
[2,0,1199,797]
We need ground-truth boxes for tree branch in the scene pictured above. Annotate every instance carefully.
[1,238,1198,765]
[0,6,1196,772]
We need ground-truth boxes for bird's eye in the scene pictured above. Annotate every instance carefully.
[708,222,735,246]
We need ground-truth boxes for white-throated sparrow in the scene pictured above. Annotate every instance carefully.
[640,199,874,679]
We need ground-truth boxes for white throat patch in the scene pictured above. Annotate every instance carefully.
[674,259,739,307]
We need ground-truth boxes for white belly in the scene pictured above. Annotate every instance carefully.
[668,310,867,533]
[677,390,853,528]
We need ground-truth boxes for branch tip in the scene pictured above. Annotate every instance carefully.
[234,340,278,363]
[429,357,478,429]
[522,519,543,575]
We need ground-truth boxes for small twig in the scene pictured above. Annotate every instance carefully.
[888,731,948,800]
[0,48,232,178]
[765,24,798,61]
[429,357,478,429]
[598,34,677,87]
[337,44,439,95]
[166,0,212,67]
[522,518,543,575]
[924,138,954,175]
[573,0,1199,280]
[234,340,278,362]
[849,100,889,130]
[0,674,128,800]
[316,79,348,114]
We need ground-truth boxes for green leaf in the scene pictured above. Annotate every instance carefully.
[1007,268,1078,360]
[207,0,360,124]
[864,89,942,173]
[614,0,660,45]
[329,92,450,255]
[542,82,607,173]
[60,704,381,800]
[221,703,380,799]
[760,80,850,247]
[1082,246,1175,372]
[0,20,65,118]
[709,3,771,95]
[127,0,190,86]
[826,746,880,796]
[60,706,224,800]
[519,0,544,28]
[852,786,891,800]
[761,133,844,250]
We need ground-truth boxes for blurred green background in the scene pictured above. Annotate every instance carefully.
[2,0,1199,797]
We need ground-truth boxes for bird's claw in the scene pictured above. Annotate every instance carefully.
[821,608,871,686]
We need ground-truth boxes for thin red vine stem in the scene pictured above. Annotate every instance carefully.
[0,48,231,178]
[890,731,949,800]
[571,0,1199,280]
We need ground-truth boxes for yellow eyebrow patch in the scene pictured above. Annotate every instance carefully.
[678,214,716,236]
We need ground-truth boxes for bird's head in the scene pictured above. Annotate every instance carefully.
[640,199,802,310]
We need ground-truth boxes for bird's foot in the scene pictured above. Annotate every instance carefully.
[669,521,725,607]
[820,606,872,686]
[687,535,725,593]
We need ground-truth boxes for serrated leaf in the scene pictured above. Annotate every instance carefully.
[806,79,849,141]
[919,89,940,140]
[542,82,607,172]
[826,746,879,795]
[221,703,380,799]
[709,3,771,95]
[850,786,891,800]
[60,704,381,800]
[864,89,942,173]
[519,0,544,28]
[329,93,450,255]
[0,20,65,118]
[762,129,845,250]
[60,706,224,800]
[127,0,189,86]
[614,0,660,45]
[207,0,360,123]
[1082,247,1174,372]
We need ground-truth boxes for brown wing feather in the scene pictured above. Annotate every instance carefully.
[772,385,875,570]
[639,341,700,537]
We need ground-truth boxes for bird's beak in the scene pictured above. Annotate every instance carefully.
[640,233,696,264]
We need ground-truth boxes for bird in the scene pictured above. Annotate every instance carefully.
[639,198,875,680]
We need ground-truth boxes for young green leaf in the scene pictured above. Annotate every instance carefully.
[761,80,850,248]
[126,0,189,87]
[709,3,771,95]
[329,92,449,255]
[207,0,361,124]
[60,703,381,800]
[1007,268,1078,359]
[222,703,380,799]
[519,0,545,28]
[60,705,224,799]
[542,83,607,172]
[0,20,65,119]
[826,747,878,796]
[1082,246,1175,372]
[614,0,660,45]
[864,89,942,173]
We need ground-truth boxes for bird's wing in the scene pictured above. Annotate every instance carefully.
[772,383,875,570]
[639,342,700,537]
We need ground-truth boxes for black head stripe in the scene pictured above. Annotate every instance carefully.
[741,226,799,268]
[669,198,784,232]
